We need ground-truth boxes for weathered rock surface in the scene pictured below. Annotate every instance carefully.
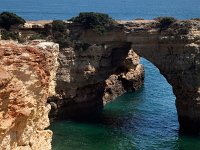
[48,41,144,119]
[103,50,144,104]
[0,40,59,149]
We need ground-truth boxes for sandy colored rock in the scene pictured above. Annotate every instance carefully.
[0,40,59,150]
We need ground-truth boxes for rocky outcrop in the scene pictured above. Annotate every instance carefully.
[0,40,59,149]
[103,50,144,104]
[48,41,144,119]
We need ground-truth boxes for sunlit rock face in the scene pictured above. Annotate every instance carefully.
[103,49,144,104]
[0,40,59,150]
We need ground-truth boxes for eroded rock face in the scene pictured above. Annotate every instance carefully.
[0,40,59,149]
[103,50,144,104]
[48,41,144,119]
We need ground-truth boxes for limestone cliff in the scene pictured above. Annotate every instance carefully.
[103,49,144,104]
[48,41,144,119]
[0,40,59,149]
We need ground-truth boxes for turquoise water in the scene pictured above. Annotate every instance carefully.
[1,1,200,149]
[50,59,200,150]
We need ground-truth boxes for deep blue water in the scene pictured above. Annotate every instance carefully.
[0,1,200,149]
[0,0,200,20]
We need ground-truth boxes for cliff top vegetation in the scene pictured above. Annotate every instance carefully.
[69,12,115,34]
[0,12,25,30]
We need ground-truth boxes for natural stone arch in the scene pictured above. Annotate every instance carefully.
[131,35,200,134]
[71,20,200,134]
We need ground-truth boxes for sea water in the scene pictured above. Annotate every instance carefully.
[0,0,199,20]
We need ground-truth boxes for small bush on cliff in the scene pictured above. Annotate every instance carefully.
[69,12,115,34]
[1,30,19,40]
[155,17,177,29]
[41,20,72,48]
[29,33,44,40]
[0,12,25,30]
[52,20,68,33]
[52,20,72,47]
[1,29,25,42]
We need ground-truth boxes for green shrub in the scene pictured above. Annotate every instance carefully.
[52,20,68,32]
[0,12,25,30]
[1,29,25,42]
[155,17,177,29]
[41,21,67,36]
[70,12,114,34]
[1,30,19,40]
[29,33,44,40]
[52,31,72,48]
[40,20,71,48]
[51,20,71,47]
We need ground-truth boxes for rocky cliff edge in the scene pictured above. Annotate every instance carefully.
[0,40,59,150]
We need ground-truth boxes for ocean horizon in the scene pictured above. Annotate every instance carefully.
[0,0,200,20]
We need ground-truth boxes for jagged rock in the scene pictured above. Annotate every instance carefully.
[48,39,144,119]
[0,40,59,150]
[103,50,144,104]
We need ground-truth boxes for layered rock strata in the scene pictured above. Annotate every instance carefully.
[0,40,59,149]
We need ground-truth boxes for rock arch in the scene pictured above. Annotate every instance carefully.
[130,31,200,134]
[57,20,200,134]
